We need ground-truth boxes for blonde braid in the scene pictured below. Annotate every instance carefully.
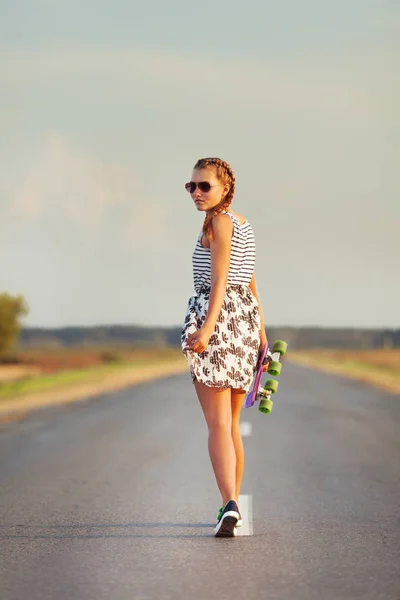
[193,157,236,241]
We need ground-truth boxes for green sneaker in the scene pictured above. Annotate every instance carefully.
[217,505,242,528]
[214,500,239,537]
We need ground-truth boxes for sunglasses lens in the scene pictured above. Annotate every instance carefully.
[185,182,212,193]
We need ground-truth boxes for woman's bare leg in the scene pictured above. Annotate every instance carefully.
[194,380,236,505]
[231,389,246,503]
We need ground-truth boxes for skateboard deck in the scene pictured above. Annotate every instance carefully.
[244,340,287,414]
[245,343,268,408]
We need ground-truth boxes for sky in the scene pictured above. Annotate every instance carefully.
[0,0,399,329]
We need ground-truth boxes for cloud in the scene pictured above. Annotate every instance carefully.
[1,133,168,249]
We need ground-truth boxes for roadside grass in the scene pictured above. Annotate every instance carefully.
[0,347,185,400]
[288,349,400,394]
[7,345,181,370]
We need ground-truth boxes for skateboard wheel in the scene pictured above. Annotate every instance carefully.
[264,379,278,394]
[259,397,273,414]
[273,340,287,356]
[268,360,281,377]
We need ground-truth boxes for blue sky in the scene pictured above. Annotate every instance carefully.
[0,0,399,328]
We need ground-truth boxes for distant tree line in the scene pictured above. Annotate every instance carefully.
[18,324,399,350]
[1,292,398,358]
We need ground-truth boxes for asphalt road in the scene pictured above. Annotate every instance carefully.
[1,363,399,600]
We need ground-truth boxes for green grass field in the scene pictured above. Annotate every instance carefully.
[0,347,185,401]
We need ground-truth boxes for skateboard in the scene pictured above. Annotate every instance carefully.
[244,340,287,414]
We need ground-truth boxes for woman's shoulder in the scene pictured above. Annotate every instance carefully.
[217,209,247,225]
[211,212,235,234]
[227,210,248,226]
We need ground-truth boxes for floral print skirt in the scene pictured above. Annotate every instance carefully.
[181,284,261,391]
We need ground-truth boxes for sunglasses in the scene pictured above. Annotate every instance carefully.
[185,181,222,194]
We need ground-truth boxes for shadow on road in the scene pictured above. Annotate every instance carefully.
[0,522,219,539]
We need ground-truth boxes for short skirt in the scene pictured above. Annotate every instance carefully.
[181,284,261,391]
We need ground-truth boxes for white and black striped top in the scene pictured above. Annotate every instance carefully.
[192,211,256,293]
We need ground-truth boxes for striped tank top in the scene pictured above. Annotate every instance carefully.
[192,210,256,293]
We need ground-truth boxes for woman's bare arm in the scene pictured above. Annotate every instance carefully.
[184,214,232,354]
[249,270,268,347]
[202,214,233,334]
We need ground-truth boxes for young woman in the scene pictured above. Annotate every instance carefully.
[181,157,270,538]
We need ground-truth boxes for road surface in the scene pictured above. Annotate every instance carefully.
[1,363,399,599]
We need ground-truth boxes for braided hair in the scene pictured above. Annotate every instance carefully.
[193,157,236,241]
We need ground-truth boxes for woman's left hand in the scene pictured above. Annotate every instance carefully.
[261,360,271,373]
[259,337,270,372]
[185,327,212,353]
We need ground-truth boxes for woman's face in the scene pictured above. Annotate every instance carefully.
[188,167,228,213]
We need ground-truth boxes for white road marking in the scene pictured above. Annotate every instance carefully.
[237,494,253,536]
[239,421,252,437]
